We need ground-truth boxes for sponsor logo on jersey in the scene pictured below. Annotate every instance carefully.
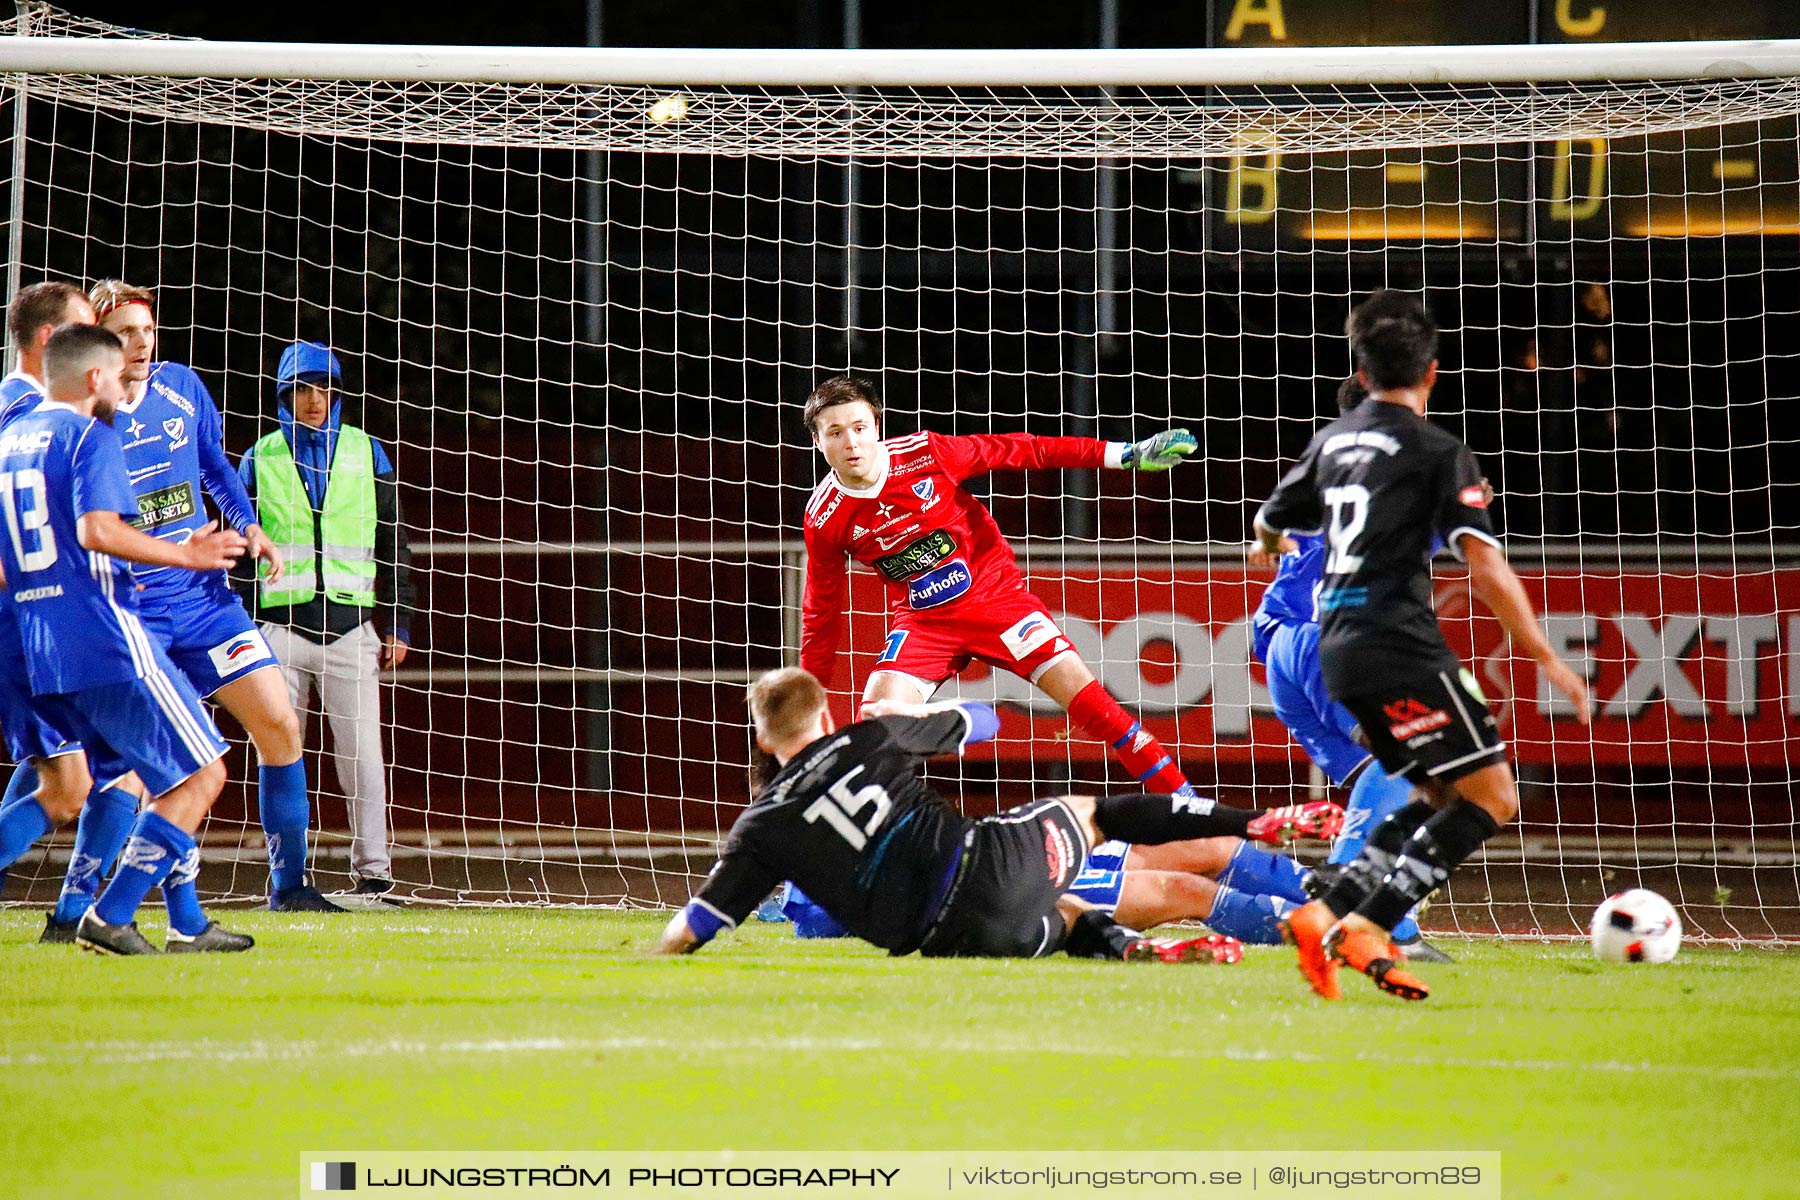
[809,491,844,528]
[874,522,923,551]
[1042,817,1077,886]
[121,414,165,451]
[852,525,870,540]
[874,529,957,581]
[207,629,273,677]
[12,583,64,602]
[1318,586,1369,611]
[1322,429,1403,458]
[1000,611,1063,660]
[150,375,196,417]
[162,416,189,450]
[0,428,52,455]
[906,559,972,610]
[132,481,197,529]
[1383,698,1451,741]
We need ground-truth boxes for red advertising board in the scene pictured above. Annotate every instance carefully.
[828,563,1800,768]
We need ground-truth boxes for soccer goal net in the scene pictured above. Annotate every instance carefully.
[2,5,1797,940]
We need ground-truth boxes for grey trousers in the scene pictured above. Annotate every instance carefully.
[260,620,392,880]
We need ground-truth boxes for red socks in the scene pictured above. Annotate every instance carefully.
[1065,680,1193,795]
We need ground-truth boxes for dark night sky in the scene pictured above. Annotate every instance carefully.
[70,1,1109,49]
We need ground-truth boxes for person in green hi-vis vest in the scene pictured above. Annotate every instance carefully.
[236,341,415,898]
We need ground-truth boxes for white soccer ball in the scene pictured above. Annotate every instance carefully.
[647,93,690,125]
[1589,889,1682,964]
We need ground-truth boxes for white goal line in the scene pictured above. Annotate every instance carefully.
[4,36,1800,86]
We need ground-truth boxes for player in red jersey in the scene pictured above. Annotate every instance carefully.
[797,375,1339,859]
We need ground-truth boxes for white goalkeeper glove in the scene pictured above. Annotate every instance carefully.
[1118,428,1197,471]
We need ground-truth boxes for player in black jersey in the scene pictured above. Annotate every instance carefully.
[1253,291,1592,1001]
[657,667,1344,961]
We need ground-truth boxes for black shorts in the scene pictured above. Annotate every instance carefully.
[1336,661,1508,788]
[918,797,1089,959]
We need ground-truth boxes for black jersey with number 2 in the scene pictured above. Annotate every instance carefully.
[1257,398,1498,692]
[693,709,978,954]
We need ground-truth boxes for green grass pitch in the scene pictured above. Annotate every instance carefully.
[3,908,1797,1199]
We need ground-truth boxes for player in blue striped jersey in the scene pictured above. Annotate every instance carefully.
[0,294,243,948]
[0,323,254,953]
[21,281,339,932]
[0,283,107,886]
[1248,377,1441,959]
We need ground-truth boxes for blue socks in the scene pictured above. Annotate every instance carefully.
[1217,840,1312,905]
[52,783,139,923]
[94,811,192,928]
[1333,767,1418,865]
[0,794,52,868]
[1205,886,1295,944]
[3,761,38,808]
[259,759,310,893]
[1334,767,1424,942]
[0,761,48,868]
[160,841,208,936]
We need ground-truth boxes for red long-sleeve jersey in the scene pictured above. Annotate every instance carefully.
[800,430,1120,683]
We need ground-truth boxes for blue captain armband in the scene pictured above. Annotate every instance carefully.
[682,899,735,947]
[958,702,1001,748]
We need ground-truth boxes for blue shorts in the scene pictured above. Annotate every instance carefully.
[1261,619,1373,788]
[137,583,278,698]
[1068,839,1130,911]
[40,648,228,797]
[0,609,81,763]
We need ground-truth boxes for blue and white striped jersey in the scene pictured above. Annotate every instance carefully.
[0,402,156,694]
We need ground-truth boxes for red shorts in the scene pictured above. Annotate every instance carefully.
[865,591,1079,699]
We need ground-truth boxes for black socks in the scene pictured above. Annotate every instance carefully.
[1062,908,1143,959]
[1320,799,1435,919]
[1092,792,1254,845]
[1356,800,1501,932]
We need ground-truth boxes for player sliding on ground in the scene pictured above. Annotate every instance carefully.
[781,835,1310,944]
[797,374,1332,910]
[0,324,254,955]
[1253,291,1593,1001]
[657,667,1343,960]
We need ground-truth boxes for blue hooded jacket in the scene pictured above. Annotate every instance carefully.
[270,340,371,508]
[237,340,410,642]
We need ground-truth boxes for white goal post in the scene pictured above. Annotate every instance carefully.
[2,5,1798,942]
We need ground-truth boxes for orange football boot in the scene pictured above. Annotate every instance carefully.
[1325,915,1431,1001]
[1279,899,1341,999]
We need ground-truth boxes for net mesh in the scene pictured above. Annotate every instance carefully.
[2,4,1797,940]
